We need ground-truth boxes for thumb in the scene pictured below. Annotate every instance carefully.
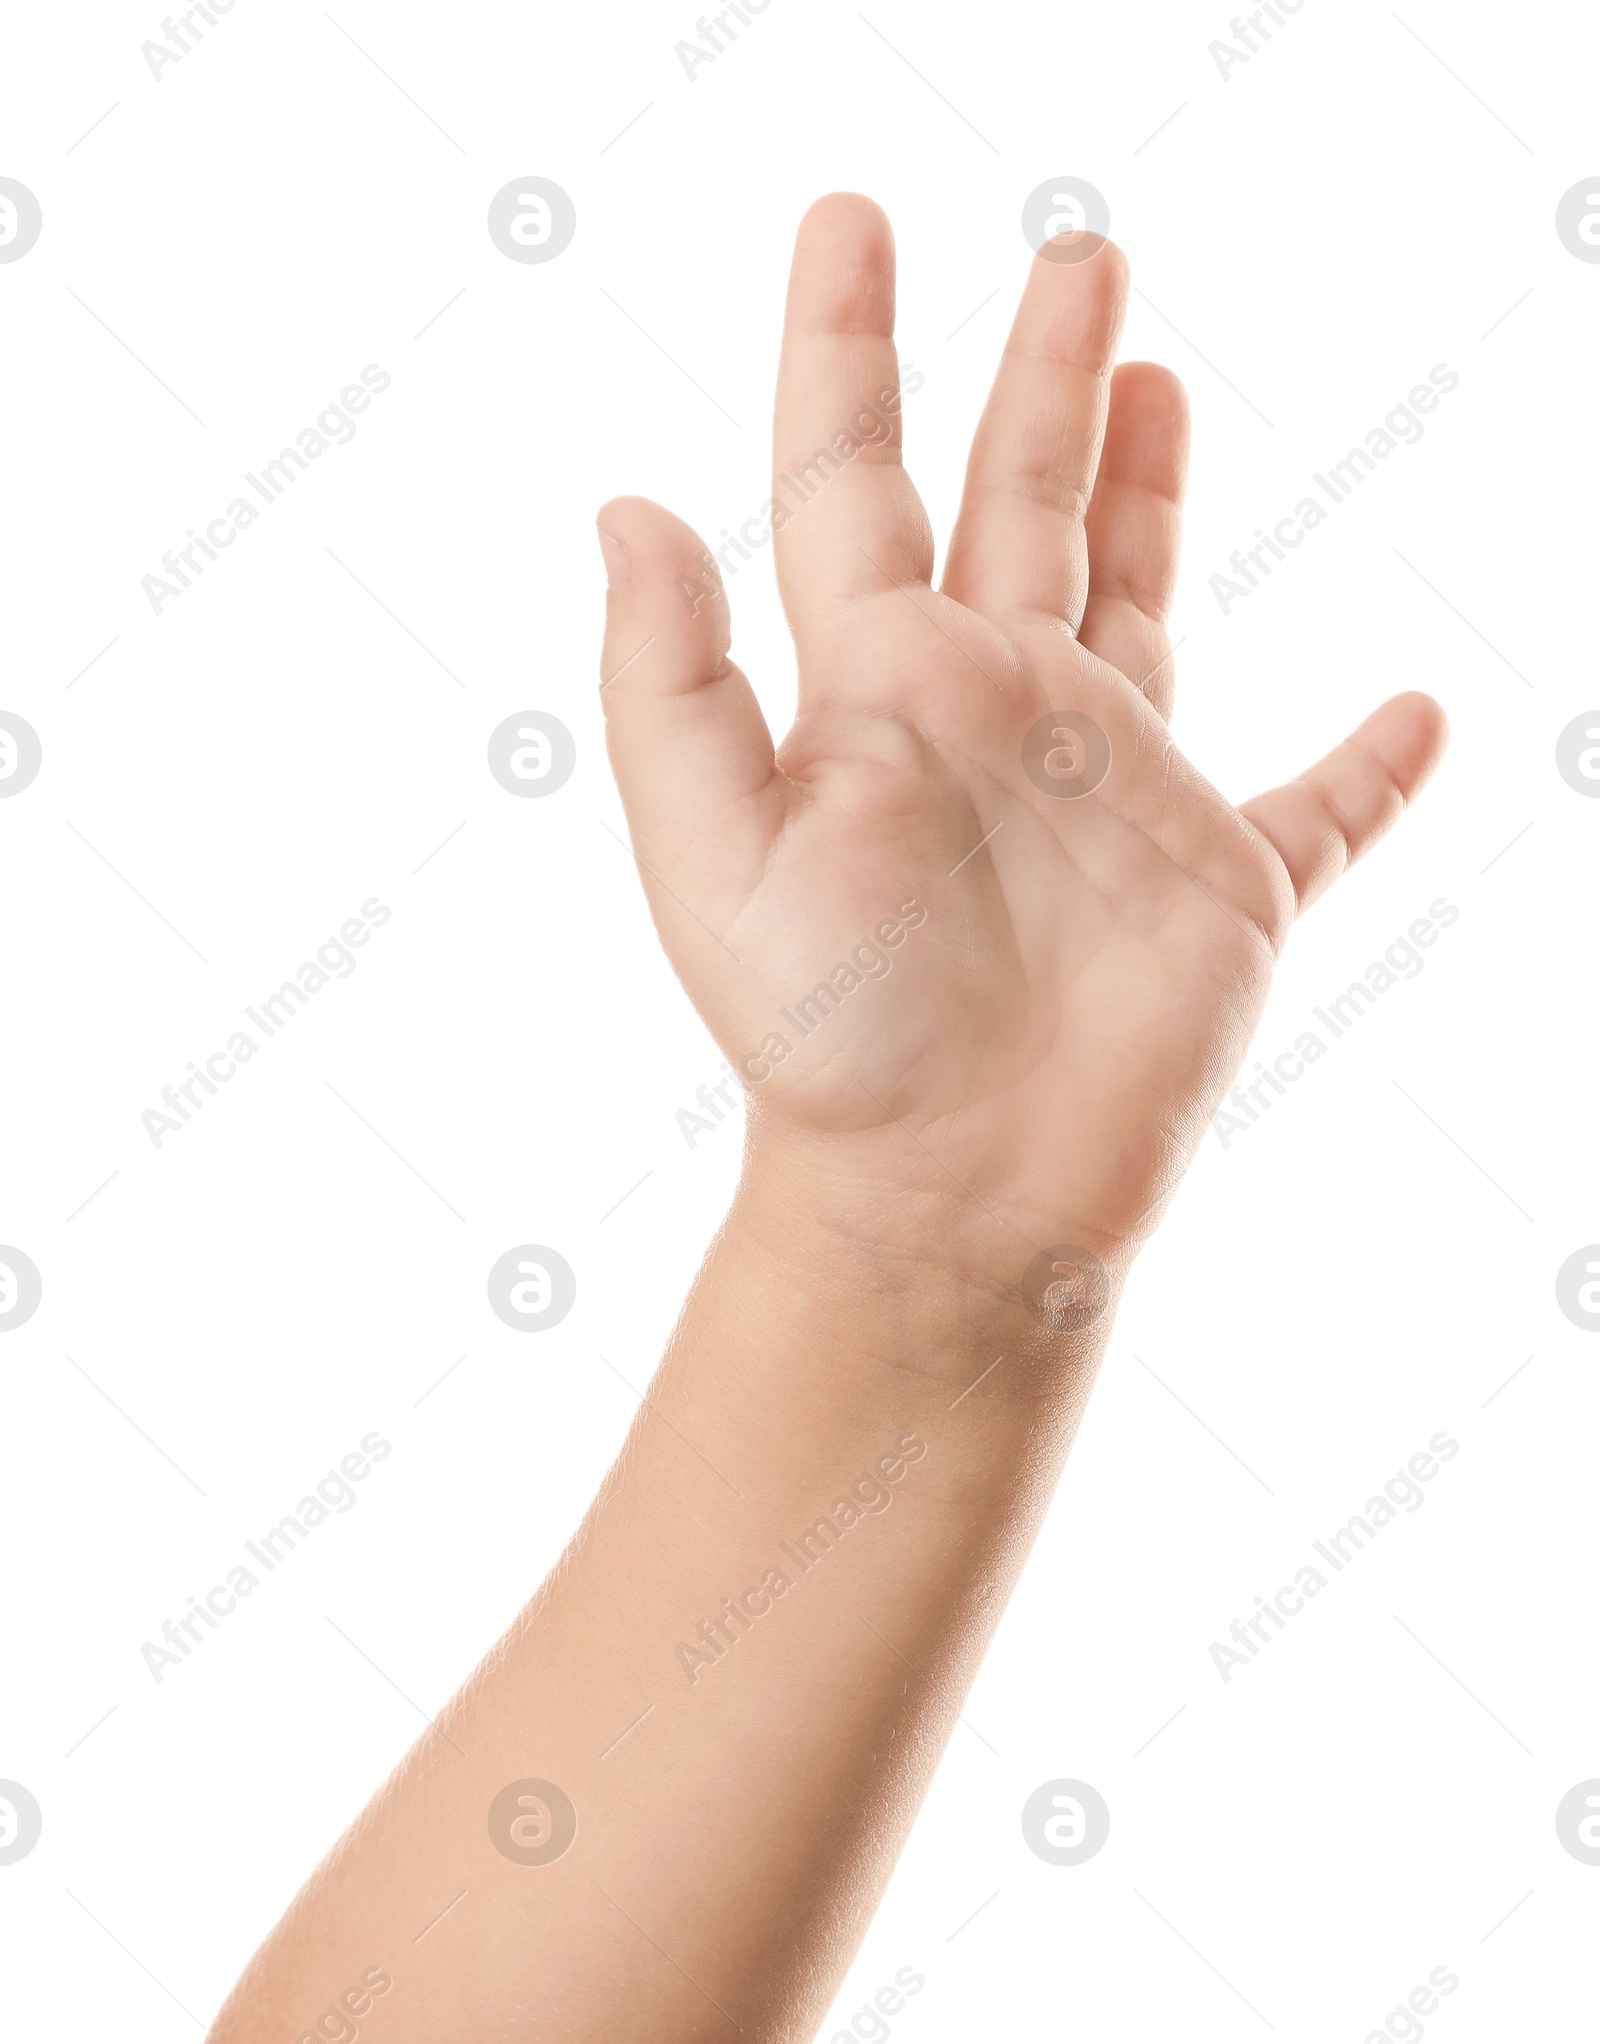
[597,496,779,891]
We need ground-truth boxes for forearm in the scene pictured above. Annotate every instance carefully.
[207,1144,1119,2043]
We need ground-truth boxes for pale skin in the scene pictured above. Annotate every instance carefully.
[207,196,1446,2042]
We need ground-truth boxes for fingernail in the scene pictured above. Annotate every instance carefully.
[597,528,631,591]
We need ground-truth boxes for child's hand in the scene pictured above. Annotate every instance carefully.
[597,196,1445,1273]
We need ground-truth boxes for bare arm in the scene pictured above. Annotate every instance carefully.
[207,194,1446,2044]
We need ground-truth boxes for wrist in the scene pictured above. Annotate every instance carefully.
[725,1124,1127,1404]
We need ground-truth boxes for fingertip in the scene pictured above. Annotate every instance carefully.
[1010,232,1130,375]
[1030,231,1130,299]
[796,190,893,249]
[597,495,714,580]
[1359,690,1450,797]
[1109,360,1189,432]
[1392,688,1450,747]
[787,193,895,335]
[1102,361,1191,503]
[596,494,672,547]
[1096,236,1132,299]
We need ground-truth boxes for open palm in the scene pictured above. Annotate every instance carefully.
[596,196,1445,1270]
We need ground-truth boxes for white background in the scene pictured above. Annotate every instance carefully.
[2,0,1597,2037]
